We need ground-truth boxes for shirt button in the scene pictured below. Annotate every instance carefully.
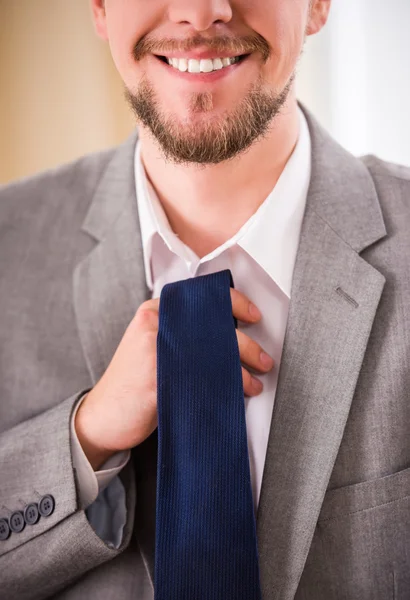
[9,511,25,533]
[24,502,40,525]
[38,494,55,517]
[0,518,11,541]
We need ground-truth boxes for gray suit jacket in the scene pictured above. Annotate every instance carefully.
[1,103,410,600]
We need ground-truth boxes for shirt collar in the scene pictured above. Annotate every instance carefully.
[135,106,311,298]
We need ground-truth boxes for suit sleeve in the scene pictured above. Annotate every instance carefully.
[70,393,131,549]
[0,390,136,600]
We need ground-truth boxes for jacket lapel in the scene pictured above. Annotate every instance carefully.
[256,104,387,599]
[73,131,151,386]
[72,106,388,599]
[72,131,157,585]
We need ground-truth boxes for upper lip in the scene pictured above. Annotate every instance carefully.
[154,50,248,60]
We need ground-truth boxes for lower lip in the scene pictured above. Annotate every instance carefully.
[153,55,250,83]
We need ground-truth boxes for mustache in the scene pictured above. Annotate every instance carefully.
[133,33,270,63]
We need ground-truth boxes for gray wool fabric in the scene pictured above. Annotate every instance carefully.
[1,102,410,599]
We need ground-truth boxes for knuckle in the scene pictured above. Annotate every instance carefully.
[137,299,155,311]
[135,305,158,326]
[246,337,257,355]
[241,366,252,390]
[239,331,258,358]
[231,287,247,310]
[251,342,265,365]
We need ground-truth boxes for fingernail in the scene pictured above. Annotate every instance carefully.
[252,377,263,392]
[249,303,261,319]
[260,351,274,369]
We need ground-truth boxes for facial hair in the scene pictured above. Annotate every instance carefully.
[125,38,294,167]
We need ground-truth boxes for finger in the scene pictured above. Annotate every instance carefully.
[230,288,261,324]
[136,297,160,319]
[141,290,260,323]
[133,298,160,330]
[140,297,160,311]
[237,329,274,374]
[242,366,264,397]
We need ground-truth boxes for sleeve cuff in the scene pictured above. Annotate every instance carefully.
[70,393,131,509]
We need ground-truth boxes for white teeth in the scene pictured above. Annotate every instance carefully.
[165,56,242,74]
[213,58,223,71]
[188,59,201,73]
[178,58,188,72]
[200,59,214,73]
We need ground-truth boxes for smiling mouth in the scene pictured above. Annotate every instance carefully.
[155,54,250,74]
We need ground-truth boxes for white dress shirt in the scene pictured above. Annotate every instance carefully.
[70,105,312,545]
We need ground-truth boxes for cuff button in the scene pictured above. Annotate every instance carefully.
[0,518,11,541]
[39,494,55,517]
[24,503,40,525]
[10,511,25,533]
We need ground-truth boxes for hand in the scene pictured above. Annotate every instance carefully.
[75,288,274,469]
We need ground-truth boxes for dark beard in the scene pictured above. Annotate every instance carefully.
[124,72,294,167]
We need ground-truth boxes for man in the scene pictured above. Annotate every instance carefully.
[1,0,410,598]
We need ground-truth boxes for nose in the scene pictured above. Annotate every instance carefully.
[167,0,233,31]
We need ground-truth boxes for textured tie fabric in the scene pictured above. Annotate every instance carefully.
[155,268,262,600]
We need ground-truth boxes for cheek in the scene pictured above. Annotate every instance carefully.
[103,3,152,83]
[241,0,307,79]
[108,26,136,73]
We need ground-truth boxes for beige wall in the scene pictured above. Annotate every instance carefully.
[0,0,134,184]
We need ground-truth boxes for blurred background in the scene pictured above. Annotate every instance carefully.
[1,0,410,184]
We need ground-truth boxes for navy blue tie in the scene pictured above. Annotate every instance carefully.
[155,269,262,600]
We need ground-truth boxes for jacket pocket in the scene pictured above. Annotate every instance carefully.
[318,464,410,524]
